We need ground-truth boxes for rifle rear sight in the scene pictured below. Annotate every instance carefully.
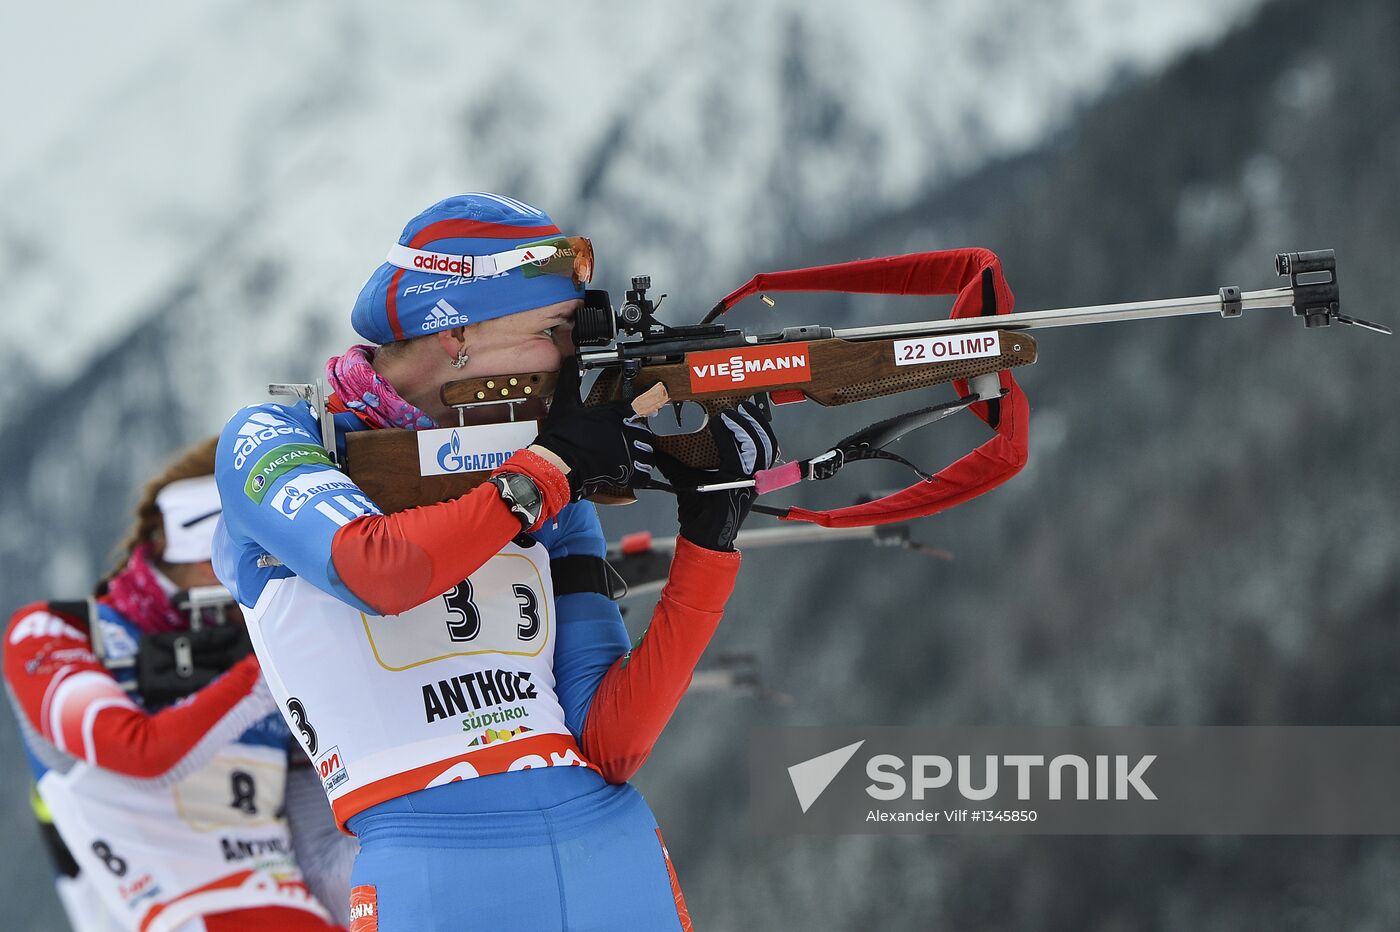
[574,275,734,350]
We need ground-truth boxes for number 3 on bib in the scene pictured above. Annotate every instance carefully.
[443,582,539,642]
[443,581,482,642]
[360,548,554,671]
[512,584,540,640]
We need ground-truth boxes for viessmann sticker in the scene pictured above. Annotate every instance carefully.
[687,342,812,393]
[892,331,1001,366]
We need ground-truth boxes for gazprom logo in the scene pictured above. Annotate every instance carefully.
[417,423,537,478]
[270,476,359,520]
[435,430,510,474]
[422,298,471,332]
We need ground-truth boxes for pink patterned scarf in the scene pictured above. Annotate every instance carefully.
[105,544,187,634]
[325,344,437,431]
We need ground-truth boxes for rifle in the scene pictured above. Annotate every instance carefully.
[322,247,1385,525]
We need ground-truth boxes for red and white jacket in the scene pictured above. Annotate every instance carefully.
[4,601,339,932]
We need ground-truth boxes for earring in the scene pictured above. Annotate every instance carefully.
[451,347,470,370]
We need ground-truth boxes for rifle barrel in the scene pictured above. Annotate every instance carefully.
[832,286,1296,340]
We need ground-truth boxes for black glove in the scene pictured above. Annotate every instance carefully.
[532,357,654,501]
[642,401,780,552]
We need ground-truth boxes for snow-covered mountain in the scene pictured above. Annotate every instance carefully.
[2,1,1298,927]
[2,0,1261,394]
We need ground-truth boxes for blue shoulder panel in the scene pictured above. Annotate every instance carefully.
[213,402,380,613]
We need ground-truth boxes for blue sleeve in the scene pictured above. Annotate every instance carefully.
[542,502,630,741]
[213,404,381,613]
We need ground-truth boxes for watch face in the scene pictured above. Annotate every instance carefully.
[507,473,542,508]
[496,473,543,529]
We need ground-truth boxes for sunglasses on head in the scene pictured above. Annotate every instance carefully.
[385,235,594,287]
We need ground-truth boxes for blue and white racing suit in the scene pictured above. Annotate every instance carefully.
[213,401,696,931]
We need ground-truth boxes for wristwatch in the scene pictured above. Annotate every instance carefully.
[489,472,544,531]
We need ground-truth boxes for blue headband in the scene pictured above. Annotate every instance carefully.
[351,193,584,344]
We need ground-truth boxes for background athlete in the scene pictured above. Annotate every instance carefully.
[213,192,778,930]
[4,439,344,932]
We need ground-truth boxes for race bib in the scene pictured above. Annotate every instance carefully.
[170,753,286,831]
[360,551,552,671]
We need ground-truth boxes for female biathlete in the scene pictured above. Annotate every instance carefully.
[4,440,343,931]
[212,193,778,930]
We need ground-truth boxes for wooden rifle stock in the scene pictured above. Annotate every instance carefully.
[585,330,1037,469]
[343,331,1036,512]
[345,373,554,515]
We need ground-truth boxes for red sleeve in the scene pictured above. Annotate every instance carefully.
[579,538,742,783]
[4,603,265,779]
[330,448,571,616]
